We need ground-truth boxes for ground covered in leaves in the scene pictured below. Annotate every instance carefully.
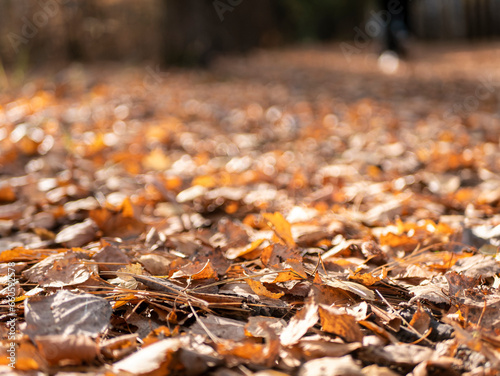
[2,43,500,375]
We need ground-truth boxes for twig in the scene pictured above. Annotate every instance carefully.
[375,289,433,346]
[188,301,220,344]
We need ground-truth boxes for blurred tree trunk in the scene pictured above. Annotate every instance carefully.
[161,0,283,66]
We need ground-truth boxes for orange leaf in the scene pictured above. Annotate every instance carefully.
[226,238,265,260]
[348,272,381,286]
[246,278,284,299]
[272,260,307,282]
[113,293,137,309]
[2,341,42,370]
[171,261,218,280]
[0,247,59,263]
[192,175,218,188]
[263,212,296,248]
[121,197,135,218]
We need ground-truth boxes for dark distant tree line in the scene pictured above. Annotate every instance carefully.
[0,0,499,69]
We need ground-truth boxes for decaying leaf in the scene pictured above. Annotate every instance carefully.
[23,251,96,287]
[298,337,362,360]
[451,254,500,278]
[24,290,112,338]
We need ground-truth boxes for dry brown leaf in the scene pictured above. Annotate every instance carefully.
[54,219,98,247]
[261,243,302,268]
[359,344,435,367]
[318,304,364,343]
[137,253,172,275]
[24,290,112,338]
[452,254,500,278]
[298,339,362,360]
[280,302,319,346]
[190,314,246,341]
[100,333,139,359]
[361,365,399,376]
[23,251,96,287]
[92,243,130,272]
[0,186,16,202]
[35,335,98,366]
[349,272,382,286]
[358,320,398,344]
[0,340,43,371]
[0,247,58,263]
[90,206,146,238]
[311,274,354,306]
[409,304,431,335]
[323,278,376,301]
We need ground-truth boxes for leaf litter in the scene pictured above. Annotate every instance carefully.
[2,44,500,374]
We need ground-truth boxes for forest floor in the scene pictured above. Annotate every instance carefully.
[2,42,500,375]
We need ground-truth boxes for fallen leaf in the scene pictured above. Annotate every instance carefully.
[113,338,182,375]
[358,344,435,367]
[246,278,284,300]
[263,212,296,248]
[190,314,246,341]
[35,335,98,366]
[24,290,112,338]
[54,219,98,247]
[23,251,96,287]
[280,302,319,346]
[318,304,364,343]
[299,356,363,376]
[409,304,431,335]
[171,260,219,280]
